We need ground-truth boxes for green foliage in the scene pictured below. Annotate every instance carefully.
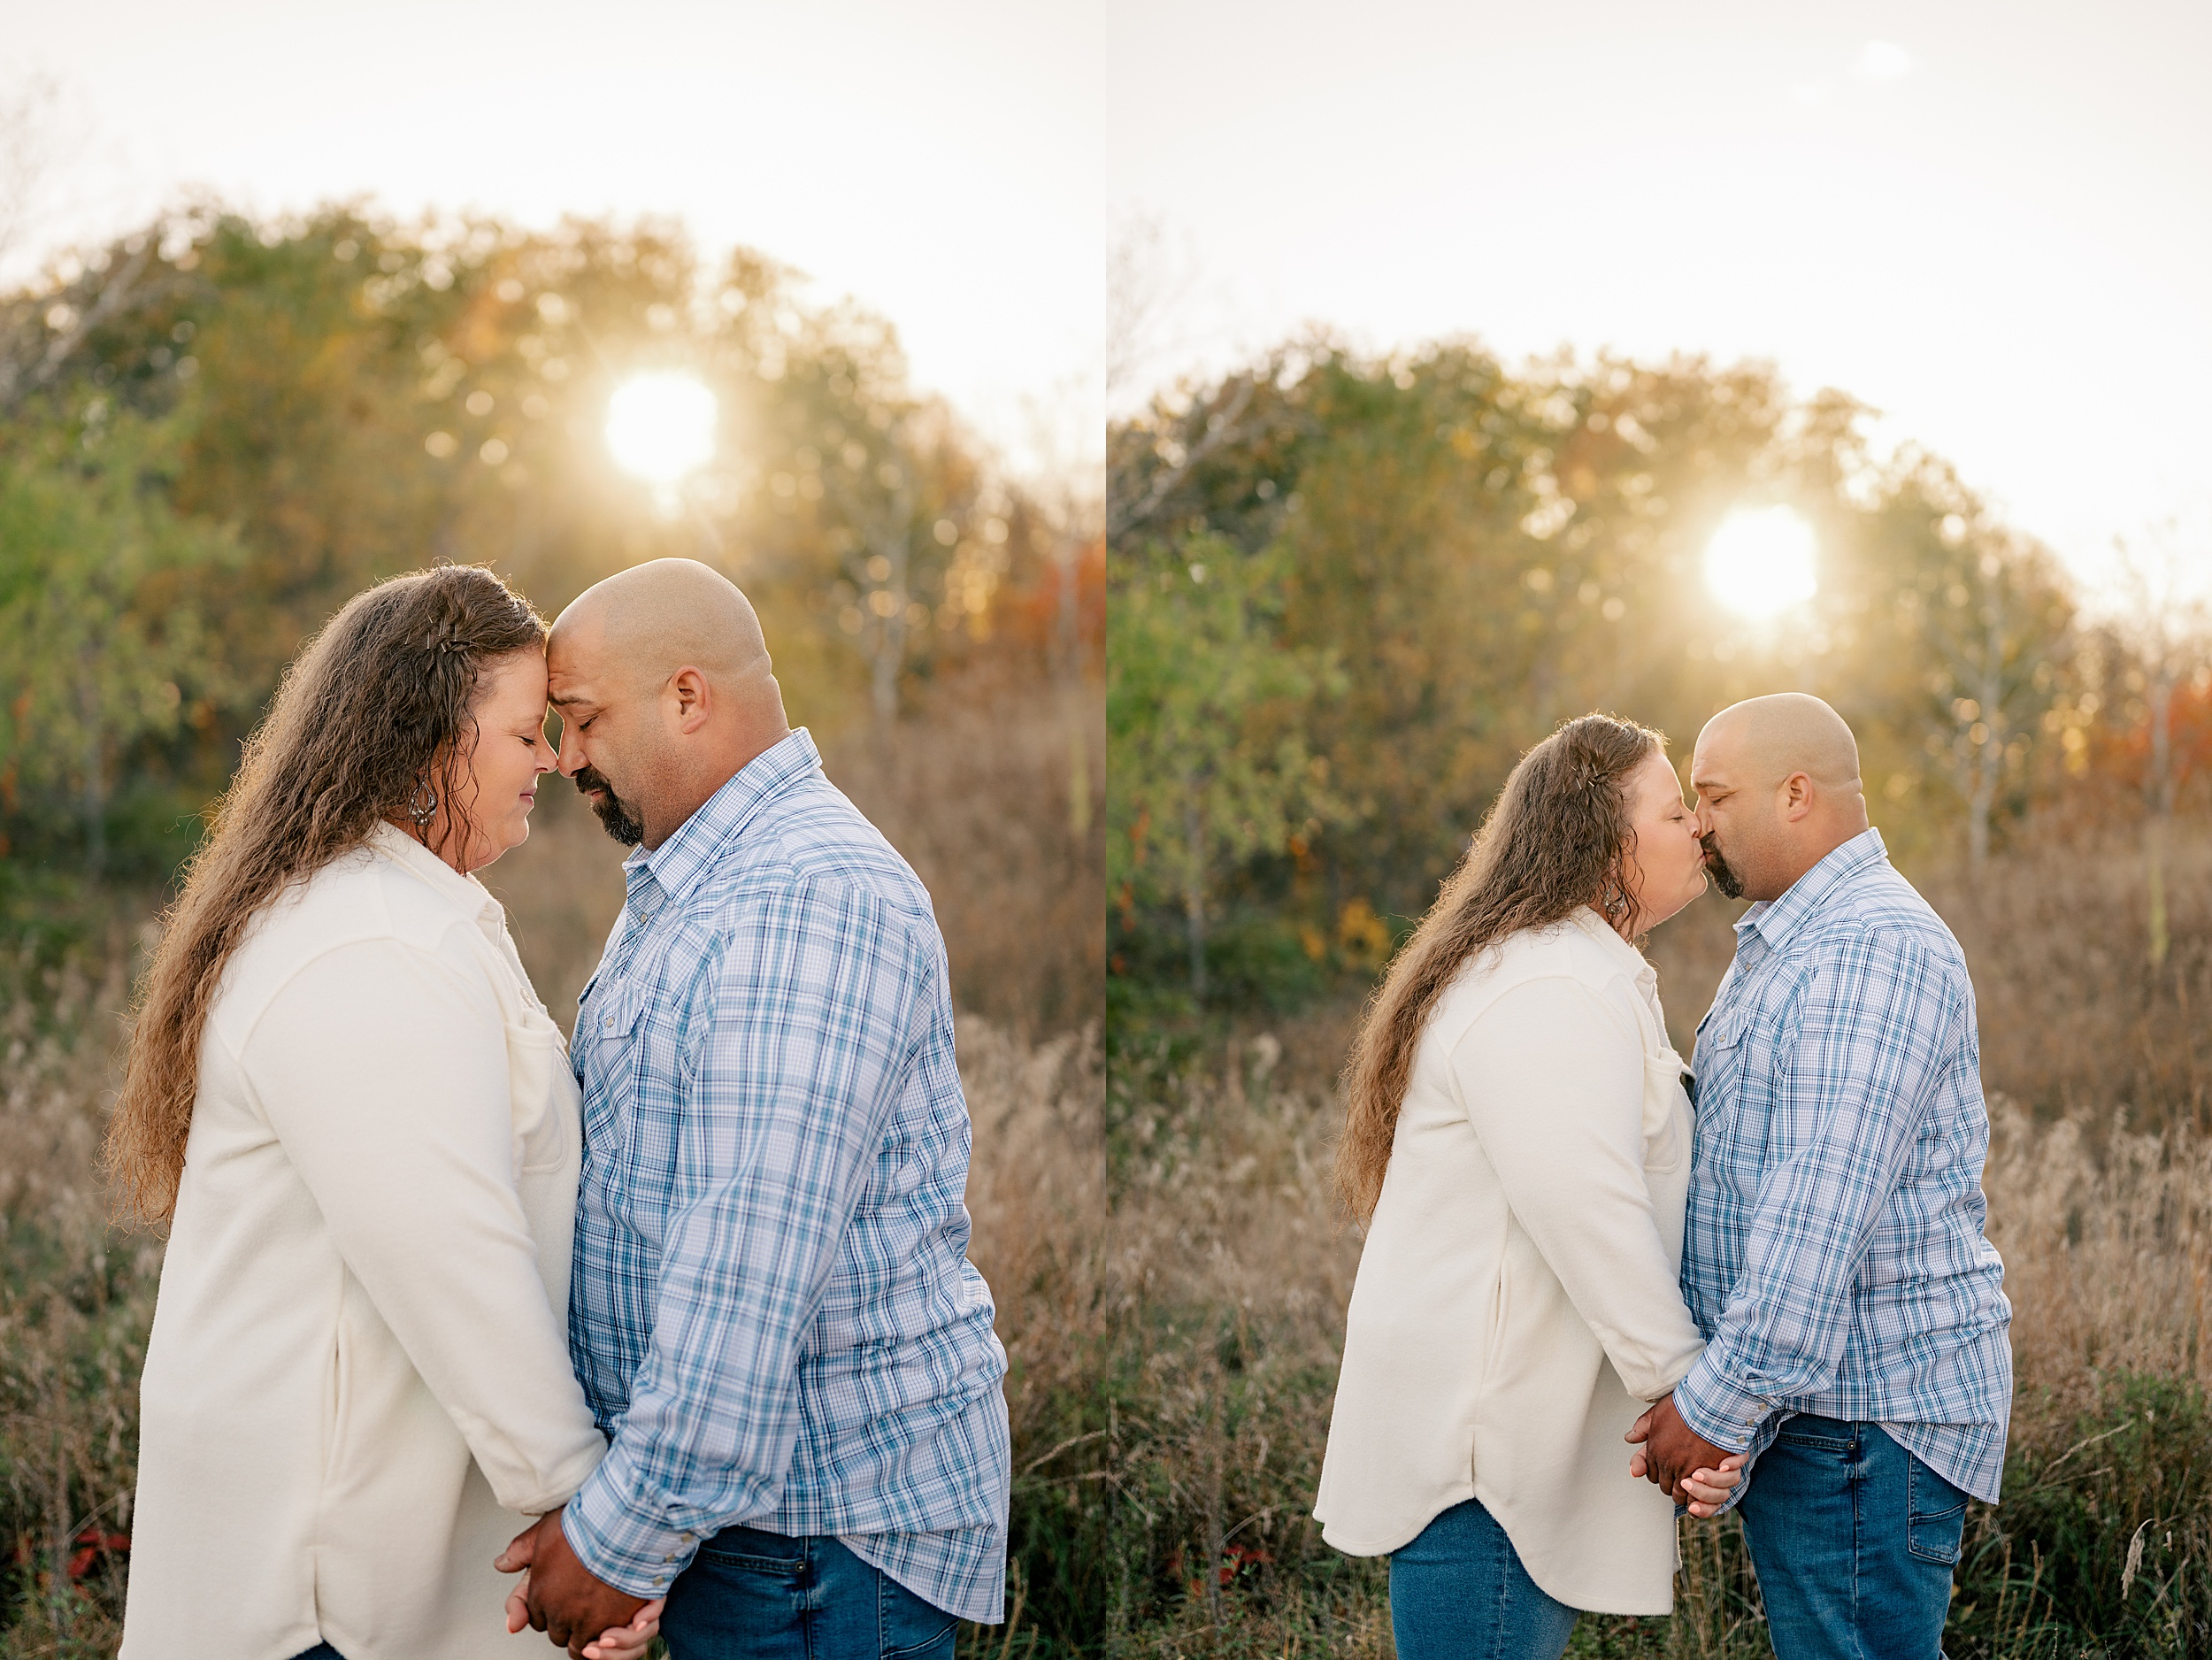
[1949,1373,2212,1654]
[1108,534,1343,1000]
[0,206,1059,906]
[1109,343,2092,1011]
[0,407,240,875]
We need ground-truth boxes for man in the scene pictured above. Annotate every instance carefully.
[1628,693,2011,1658]
[498,558,1011,1659]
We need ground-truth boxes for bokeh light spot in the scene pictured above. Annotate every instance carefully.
[1704,507,1819,619]
[605,373,717,484]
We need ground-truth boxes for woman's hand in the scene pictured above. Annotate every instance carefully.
[1628,1442,1747,1518]
[581,1598,664,1660]
[1626,1401,1748,1516]
[504,1566,664,1656]
[1677,1452,1747,1518]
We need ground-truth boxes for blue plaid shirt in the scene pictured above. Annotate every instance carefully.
[1677,828,2012,1505]
[563,728,1010,1622]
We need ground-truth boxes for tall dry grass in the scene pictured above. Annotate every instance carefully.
[0,939,150,1658]
[2,803,2205,1653]
[485,663,1106,1038]
[1073,826,2212,1655]
[0,924,1107,1656]
[0,671,1103,1653]
[1645,827,2212,1127]
[1064,1050,2212,1655]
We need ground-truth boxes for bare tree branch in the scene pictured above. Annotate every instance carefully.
[1106,371,1258,545]
[0,235,167,415]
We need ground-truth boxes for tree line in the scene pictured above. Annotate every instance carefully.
[1108,339,2212,1010]
[0,206,1101,913]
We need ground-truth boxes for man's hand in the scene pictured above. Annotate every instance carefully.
[495,1507,649,1658]
[1624,1392,1737,1505]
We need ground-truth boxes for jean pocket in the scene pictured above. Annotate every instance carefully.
[1774,1414,1855,1452]
[1907,1457,1968,1565]
[695,1524,807,1575]
[879,1570,959,1660]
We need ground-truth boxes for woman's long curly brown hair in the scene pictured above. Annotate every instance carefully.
[107,565,548,1227]
[1334,712,1665,1225]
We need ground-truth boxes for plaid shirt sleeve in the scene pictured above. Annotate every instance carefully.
[1673,928,1966,1452]
[561,874,928,1595]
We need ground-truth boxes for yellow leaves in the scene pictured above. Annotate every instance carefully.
[1336,898,1392,972]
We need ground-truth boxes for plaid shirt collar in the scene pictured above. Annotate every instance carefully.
[1734,826,1888,957]
[622,727,823,913]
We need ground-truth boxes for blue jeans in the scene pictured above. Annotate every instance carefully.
[660,1525,960,1659]
[1737,1416,1968,1660]
[1388,1495,1578,1660]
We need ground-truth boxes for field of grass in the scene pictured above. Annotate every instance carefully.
[4,816,2210,1656]
[1051,824,2212,1656]
[0,680,1108,1658]
[0,929,1110,1659]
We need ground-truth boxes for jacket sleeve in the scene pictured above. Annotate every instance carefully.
[241,931,604,1515]
[1452,974,1704,1402]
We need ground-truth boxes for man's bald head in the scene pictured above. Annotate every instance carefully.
[551,557,773,695]
[547,558,792,850]
[1700,693,1863,794]
[1691,694,1870,903]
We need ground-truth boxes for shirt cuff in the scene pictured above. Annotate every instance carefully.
[1673,1351,1766,1454]
[562,1448,703,1599]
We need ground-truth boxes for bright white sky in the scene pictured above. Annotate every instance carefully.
[1110,0,2212,606]
[4,0,1102,485]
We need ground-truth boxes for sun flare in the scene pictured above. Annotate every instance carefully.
[1704,506,1819,619]
[604,373,718,485]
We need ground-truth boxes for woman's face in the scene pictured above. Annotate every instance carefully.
[438,649,557,874]
[1619,749,1708,934]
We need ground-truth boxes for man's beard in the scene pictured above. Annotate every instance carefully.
[1701,833,1746,900]
[573,765,646,846]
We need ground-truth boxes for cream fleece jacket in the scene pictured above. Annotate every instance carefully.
[121,825,604,1660]
[1314,908,1702,1614]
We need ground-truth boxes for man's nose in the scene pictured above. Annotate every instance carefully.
[555,724,584,776]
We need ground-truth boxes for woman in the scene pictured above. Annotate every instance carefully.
[1314,713,1742,1658]
[111,566,659,1660]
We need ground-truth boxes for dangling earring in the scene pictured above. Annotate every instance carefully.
[1602,879,1630,920]
[409,780,440,828]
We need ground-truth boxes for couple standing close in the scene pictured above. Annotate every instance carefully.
[111,559,1011,1660]
[1317,699,2015,1660]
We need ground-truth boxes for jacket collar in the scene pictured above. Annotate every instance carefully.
[1568,903,1658,990]
[365,819,502,926]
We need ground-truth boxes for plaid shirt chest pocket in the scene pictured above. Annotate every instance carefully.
[579,984,652,1158]
[1690,1013,1753,1151]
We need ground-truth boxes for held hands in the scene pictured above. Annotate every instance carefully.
[1624,1392,1747,1518]
[495,1507,661,1660]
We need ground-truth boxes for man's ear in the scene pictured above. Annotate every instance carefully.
[1779,771,1816,824]
[666,666,712,735]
